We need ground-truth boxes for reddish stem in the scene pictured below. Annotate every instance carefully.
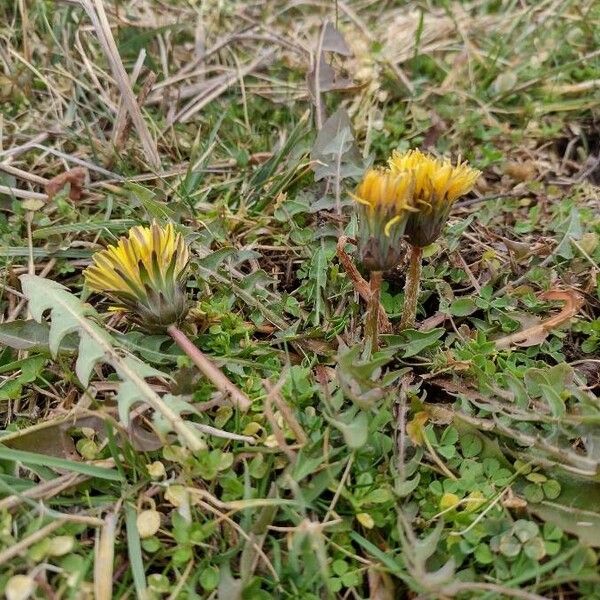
[167,324,251,412]
[365,270,383,352]
[399,245,423,331]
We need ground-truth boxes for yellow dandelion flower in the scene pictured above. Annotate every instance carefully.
[351,168,417,272]
[84,222,190,331]
[389,149,480,246]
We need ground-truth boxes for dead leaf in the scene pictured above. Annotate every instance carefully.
[494,289,584,349]
[504,161,537,182]
[314,364,335,387]
[248,152,274,166]
[428,405,455,425]
[2,412,162,458]
[114,71,156,151]
[427,378,506,410]
[421,112,447,150]
[578,232,599,255]
[4,419,78,459]
[368,568,395,600]
[45,167,87,201]
[502,237,533,260]
[419,311,447,331]
[127,417,164,452]
[502,489,527,510]
[406,411,429,446]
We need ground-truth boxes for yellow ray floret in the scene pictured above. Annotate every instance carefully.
[84,222,190,330]
[351,168,416,236]
[85,222,188,295]
[388,149,480,207]
[351,168,418,272]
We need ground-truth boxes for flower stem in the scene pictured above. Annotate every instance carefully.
[167,324,251,412]
[365,270,383,352]
[336,236,392,333]
[400,245,423,330]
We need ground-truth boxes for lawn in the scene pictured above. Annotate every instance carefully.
[1,1,600,598]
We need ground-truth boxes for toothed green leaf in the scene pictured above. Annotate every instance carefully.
[19,274,200,448]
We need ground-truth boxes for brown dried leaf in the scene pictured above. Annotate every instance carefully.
[368,568,395,600]
[419,311,447,331]
[502,237,532,260]
[502,489,527,510]
[494,289,584,349]
[504,161,537,182]
[45,167,87,201]
[314,364,335,387]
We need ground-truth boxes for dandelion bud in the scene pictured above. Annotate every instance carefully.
[84,222,190,332]
[389,149,480,247]
[351,168,417,272]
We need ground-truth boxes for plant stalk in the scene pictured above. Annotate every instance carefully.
[336,236,392,333]
[399,245,423,330]
[167,324,251,412]
[365,270,383,352]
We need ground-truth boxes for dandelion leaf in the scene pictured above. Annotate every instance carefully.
[19,275,200,448]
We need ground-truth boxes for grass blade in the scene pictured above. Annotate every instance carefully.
[0,446,123,481]
[125,505,148,599]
